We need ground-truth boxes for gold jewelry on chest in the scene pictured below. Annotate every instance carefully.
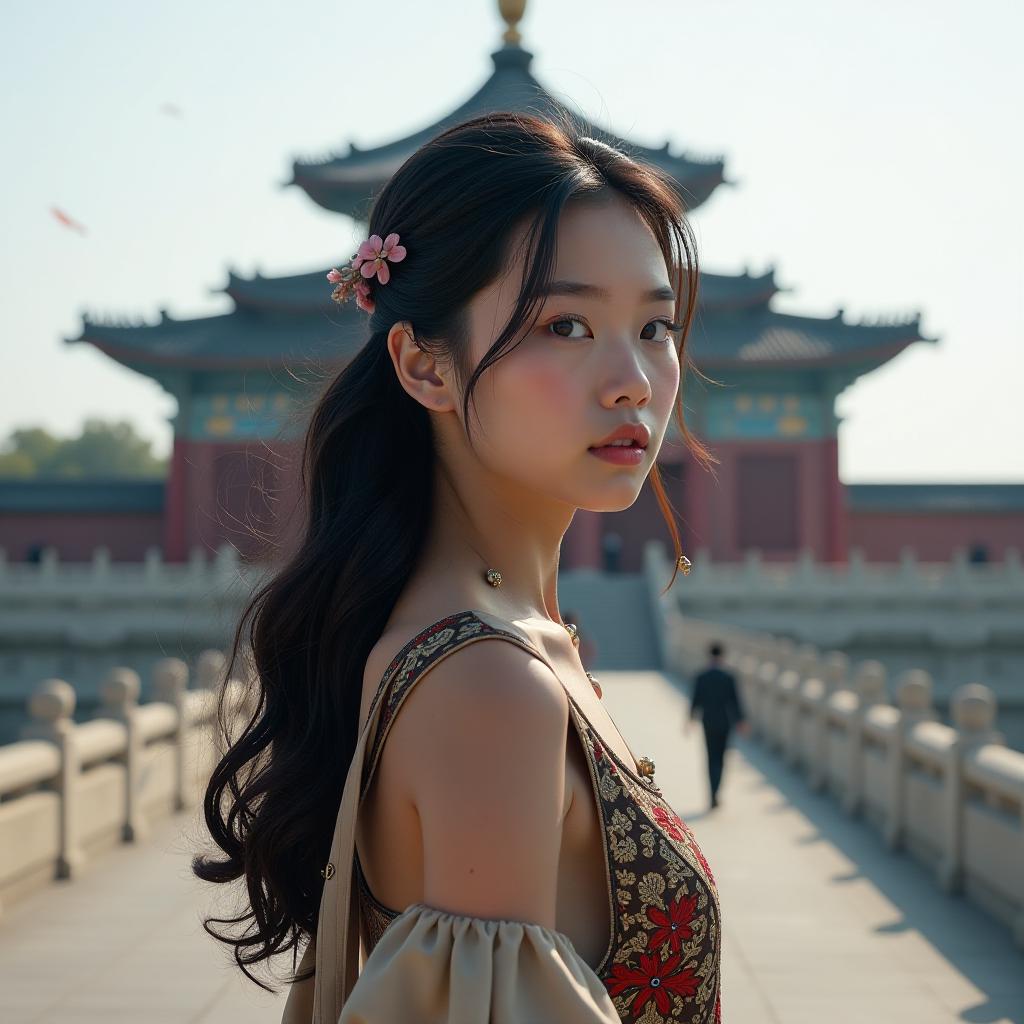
[483,569,603,699]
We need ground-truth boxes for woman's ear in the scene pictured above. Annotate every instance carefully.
[386,320,455,413]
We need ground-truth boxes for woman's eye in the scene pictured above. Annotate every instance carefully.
[548,315,589,339]
[641,319,674,343]
[546,314,675,343]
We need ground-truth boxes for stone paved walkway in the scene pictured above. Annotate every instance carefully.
[1,669,1022,1023]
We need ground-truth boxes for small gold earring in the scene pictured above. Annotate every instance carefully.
[677,553,692,576]
[484,568,502,587]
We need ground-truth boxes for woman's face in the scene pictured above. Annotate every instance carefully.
[458,194,681,513]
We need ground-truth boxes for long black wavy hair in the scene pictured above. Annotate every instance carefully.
[191,108,718,990]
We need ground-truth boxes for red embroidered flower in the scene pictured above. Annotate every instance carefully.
[653,804,687,841]
[606,950,701,1017]
[646,891,699,955]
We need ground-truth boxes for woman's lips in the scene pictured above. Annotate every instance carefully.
[588,444,646,466]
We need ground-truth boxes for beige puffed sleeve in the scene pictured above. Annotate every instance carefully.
[338,901,620,1023]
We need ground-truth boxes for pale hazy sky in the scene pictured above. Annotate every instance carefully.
[2,0,1022,480]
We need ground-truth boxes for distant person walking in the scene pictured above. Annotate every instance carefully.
[687,641,749,809]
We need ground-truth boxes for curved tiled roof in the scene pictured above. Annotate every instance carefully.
[63,15,934,384]
[686,308,935,368]
[65,300,935,373]
[65,307,355,369]
[287,44,729,218]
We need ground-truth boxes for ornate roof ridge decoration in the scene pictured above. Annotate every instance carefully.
[834,306,927,328]
[286,32,730,218]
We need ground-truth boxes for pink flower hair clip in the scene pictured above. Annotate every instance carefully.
[326,232,407,314]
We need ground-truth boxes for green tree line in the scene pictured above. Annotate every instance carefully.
[0,419,168,478]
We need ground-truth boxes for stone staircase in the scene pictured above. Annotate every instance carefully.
[558,569,662,670]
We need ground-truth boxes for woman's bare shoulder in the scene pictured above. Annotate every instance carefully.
[395,636,571,927]
[385,629,568,761]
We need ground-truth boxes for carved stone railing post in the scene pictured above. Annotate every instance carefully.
[939,683,1003,893]
[764,636,795,750]
[844,660,887,816]
[736,651,761,739]
[196,648,227,690]
[811,650,848,793]
[776,664,802,765]
[794,645,820,678]
[215,542,241,587]
[821,650,849,696]
[784,645,819,767]
[885,669,937,851]
[19,679,83,879]
[152,657,190,812]
[91,545,111,583]
[195,647,231,762]
[799,672,828,787]
[187,545,206,583]
[99,667,145,843]
[142,546,163,585]
[755,659,780,747]
[39,546,58,584]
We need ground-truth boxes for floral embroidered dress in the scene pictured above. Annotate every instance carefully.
[352,609,722,1023]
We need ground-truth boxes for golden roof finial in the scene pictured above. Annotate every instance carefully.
[498,0,527,45]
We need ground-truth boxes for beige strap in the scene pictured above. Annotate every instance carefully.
[310,661,391,1024]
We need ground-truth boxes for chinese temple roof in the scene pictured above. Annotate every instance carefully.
[287,40,730,219]
[64,0,936,384]
[65,263,801,371]
[65,306,348,371]
[688,306,936,370]
[64,296,935,375]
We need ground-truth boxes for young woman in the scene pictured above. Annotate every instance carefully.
[192,109,722,1022]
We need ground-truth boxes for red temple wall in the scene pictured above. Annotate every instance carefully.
[846,511,1022,562]
[163,437,305,562]
[675,438,839,563]
[3,433,1018,566]
[0,513,163,562]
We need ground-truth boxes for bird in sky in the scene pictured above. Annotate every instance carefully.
[50,207,87,235]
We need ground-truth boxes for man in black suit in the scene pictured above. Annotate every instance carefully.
[687,641,749,809]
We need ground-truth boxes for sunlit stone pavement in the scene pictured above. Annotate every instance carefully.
[1,668,1022,1022]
